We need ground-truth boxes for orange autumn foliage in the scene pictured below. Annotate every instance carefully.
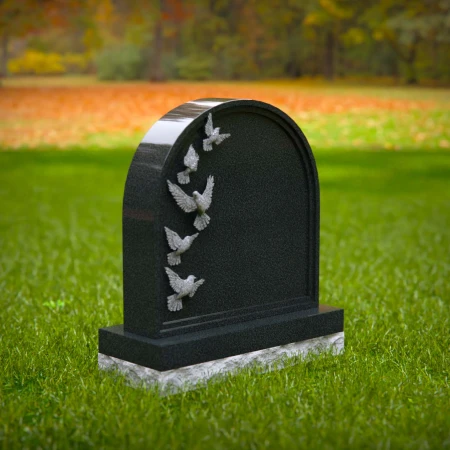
[0,83,436,148]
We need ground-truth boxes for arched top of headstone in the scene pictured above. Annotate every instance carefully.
[135,98,318,182]
[123,99,320,339]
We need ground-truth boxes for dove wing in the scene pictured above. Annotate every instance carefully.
[201,176,215,208]
[189,279,205,297]
[165,267,185,293]
[215,133,230,145]
[184,145,199,169]
[205,113,213,137]
[167,181,197,212]
[164,227,183,251]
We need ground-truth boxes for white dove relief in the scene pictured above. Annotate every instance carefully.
[177,145,199,184]
[164,226,199,266]
[165,267,205,312]
[203,113,230,151]
[167,176,215,231]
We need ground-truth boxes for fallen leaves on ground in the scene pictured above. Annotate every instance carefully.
[0,82,445,149]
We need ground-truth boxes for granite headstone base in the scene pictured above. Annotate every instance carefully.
[99,305,343,370]
[99,331,344,394]
[98,305,344,393]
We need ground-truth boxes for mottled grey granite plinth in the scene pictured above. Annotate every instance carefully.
[98,331,344,394]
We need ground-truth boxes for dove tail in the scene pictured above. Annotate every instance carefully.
[167,295,182,312]
[194,213,210,231]
[203,139,213,151]
[177,170,190,184]
[167,252,181,266]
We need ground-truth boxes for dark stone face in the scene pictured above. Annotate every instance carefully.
[99,99,343,371]
[122,100,319,339]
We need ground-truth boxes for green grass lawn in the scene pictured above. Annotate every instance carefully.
[0,148,449,449]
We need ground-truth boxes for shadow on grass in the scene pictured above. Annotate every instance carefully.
[315,150,450,194]
[1,147,449,197]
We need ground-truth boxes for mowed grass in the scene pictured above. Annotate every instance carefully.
[0,147,449,449]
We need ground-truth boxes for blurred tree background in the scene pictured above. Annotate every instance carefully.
[1,0,449,83]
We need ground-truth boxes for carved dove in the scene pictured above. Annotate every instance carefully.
[167,176,215,231]
[164,226,199,266]
[203,113,230,151]
[165,267,205,312]
[177,145,199,184]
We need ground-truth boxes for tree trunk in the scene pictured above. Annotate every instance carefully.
[432,41,439,81]
[0,33,8,81]
[324,30,335,81]
[405,63,418,85]
[388,34,420,85]
[149,0,165,82]
[405,38,419,85]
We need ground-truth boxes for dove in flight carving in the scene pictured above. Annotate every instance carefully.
[165,267,205,312]
[164,226,199,266]
[177,145,199,184]
[167,176,215,231]
[203,113,230,151]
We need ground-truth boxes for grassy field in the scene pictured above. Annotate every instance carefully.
[0,147,449,449]
[0,80,449,448]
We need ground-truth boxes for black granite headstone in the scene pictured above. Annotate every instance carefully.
[99,99,343,372]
